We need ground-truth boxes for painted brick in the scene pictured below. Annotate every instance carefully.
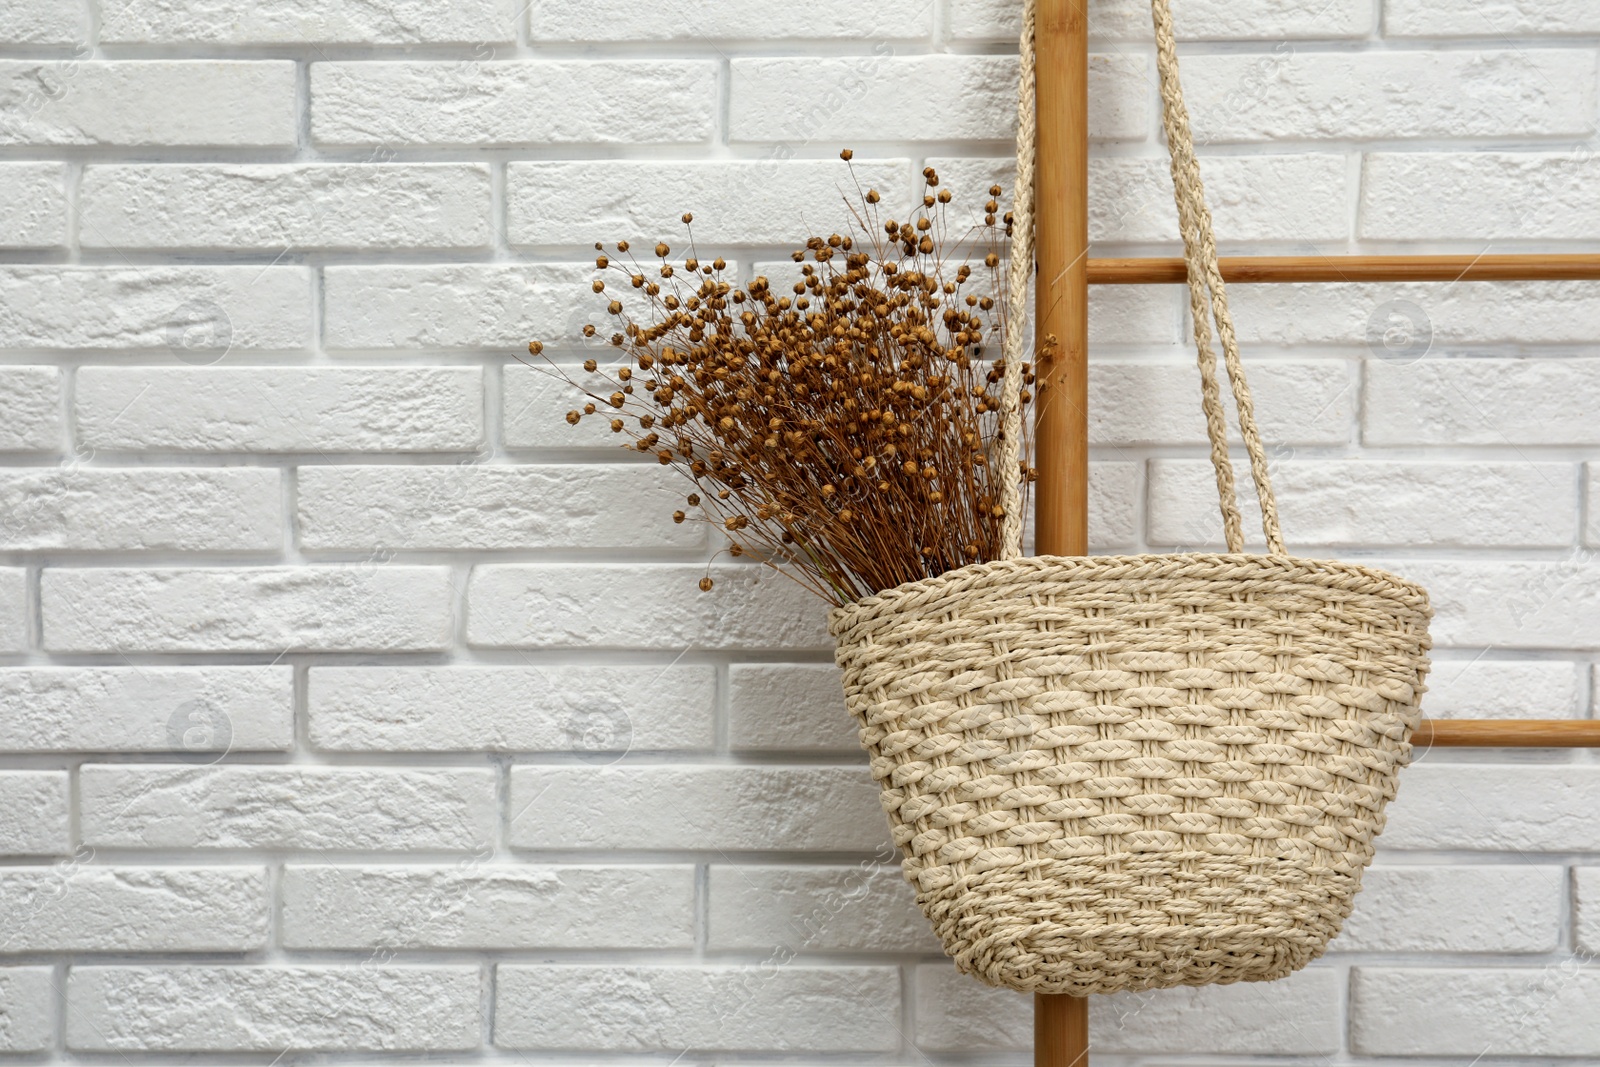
[508,159,912,246]
[1095,154,1349,243]
[707,863,935,952]
[1184,50,1595,142]
[1352,967,1600,1056]
[1366,359,1600,446]
[311,61,716,146]
[1586,463,1600,547]
[0,568,24,652]
[0,267,310,352]
[0,968,52,1052]
[1335,865,1563,953]
[0,469,282,551]
[324,264,593,350]
[1364,153,1600,241]
[1424,660,1582,719]
[1093,360,1353,446]
[0,772,70,856]
[921,985,1030,1049]
[532,1,929,39]
[931,154,1350,244]
[728,664,857,752]
[0,867,267,953]
[0,163,66,249]
[297,465,702,551]
[75,367,482,452]
[507,766,887,851]
[1148,459,1576,549]
[0,0,85,42]
[1089,461,1141,547]
[494,965,900,1051]
[915,963,1340,1053]
[503,367,628,449]
[42,567,454,654]
[80,766,496,851]
[1090,285,1183,344]
[0,367,60,451]
[731,55,1148,144]
[1575,867,1600,952]
[1385,0,1600,36]
[1381,764,1600,851]
[67,966,481,1051]
[102,0,517,43]
[1433,661,1584,722]
[282,865,694,949]
[308,665,715,752]
[0,667,292,753]
[950,0,1372,40]
[468,564,832,650]
[1231,280,1600,347]
[1382,559,1600,651]
[0,61,296,146]
[81,165,491,252]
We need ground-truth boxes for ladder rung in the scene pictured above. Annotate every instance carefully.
[1414,719,1600,748]
[1088,254,1600,285]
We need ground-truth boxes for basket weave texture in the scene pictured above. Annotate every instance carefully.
[829,553,1432,994]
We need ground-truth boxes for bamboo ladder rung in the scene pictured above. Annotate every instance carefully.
[1087,253,1600,285]
[1414,719,1600,747]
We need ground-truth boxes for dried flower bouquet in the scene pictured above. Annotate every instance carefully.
[530,155,1036,606]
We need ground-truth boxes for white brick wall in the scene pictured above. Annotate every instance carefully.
[307,665,716,751]
[310,62,718,146]
[101,0,519,44]
[494,964,902,1052]
[0,266,312,350]
[0,60,297,145]
[66,965,483,1050]
[0,867,269,951]
[281,864,697,949]
[0,968,54,1051]
[80,164,494,251]
[1182,51,1597,142]
[0,667,292,750]
[2,1,1598,1063]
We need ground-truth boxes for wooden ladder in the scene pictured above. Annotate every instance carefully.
[1032,3,1600,1063]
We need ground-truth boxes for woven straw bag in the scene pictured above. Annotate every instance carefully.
[828,0,1433,996]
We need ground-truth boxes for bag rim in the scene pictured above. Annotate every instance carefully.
[829,552,1433,634]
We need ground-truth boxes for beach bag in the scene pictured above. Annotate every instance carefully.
[828,0,1433,995]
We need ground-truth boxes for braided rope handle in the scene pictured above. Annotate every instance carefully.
[995,0,1287,559]
[995,0,1037,560]
[1150,0,1285,554]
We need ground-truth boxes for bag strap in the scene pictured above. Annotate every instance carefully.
[1151,0,1285,555]
[995,0,1037,561]
[995,0,1287,558]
